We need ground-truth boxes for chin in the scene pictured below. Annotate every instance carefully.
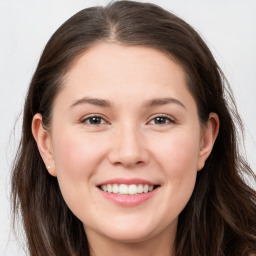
[84,213,175,244]
[99,227,156,243]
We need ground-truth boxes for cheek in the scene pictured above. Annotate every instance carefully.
[152,129,200,203]
[53,131,105,178]
[51,131,108,204]
[51,131,108,218]
[154,130,201,174]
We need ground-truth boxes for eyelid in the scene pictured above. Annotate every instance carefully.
[146,114,176,125]
[79,113,176,126]
[80,114,109,125]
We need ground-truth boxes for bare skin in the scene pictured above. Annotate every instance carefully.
[32,43,219,256]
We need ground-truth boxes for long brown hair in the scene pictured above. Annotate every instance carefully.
[11,1,256,255]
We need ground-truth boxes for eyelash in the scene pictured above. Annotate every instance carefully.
[147,115,175,125]
[81,114,175,126]
[81,115,108,125]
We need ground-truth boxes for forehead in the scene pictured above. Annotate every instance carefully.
[55,43,195,110]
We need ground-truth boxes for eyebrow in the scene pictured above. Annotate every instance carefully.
[145,97,186,109]
[70,97,111,108]
[70,97,186,109]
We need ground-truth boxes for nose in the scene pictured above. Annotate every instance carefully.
[108,124,149,168]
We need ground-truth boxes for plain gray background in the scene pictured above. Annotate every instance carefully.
[1,0,255,255]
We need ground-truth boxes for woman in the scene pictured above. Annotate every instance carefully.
[11,1,256,255]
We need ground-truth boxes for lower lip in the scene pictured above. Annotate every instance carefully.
[98,187,159,207]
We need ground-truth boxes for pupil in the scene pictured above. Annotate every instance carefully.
[155,117,166,124]
[90,117,101,124]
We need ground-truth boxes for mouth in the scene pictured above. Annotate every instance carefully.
[98,184,160,196]
[96,178,160,206]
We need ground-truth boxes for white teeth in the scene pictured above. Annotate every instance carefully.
[119,184,128,194]
[143,184,149,193]
[107,184,112,193]
[112,184,119,194]
[137,184,144,193]
[100,184,156,195]
[128,184,137,195]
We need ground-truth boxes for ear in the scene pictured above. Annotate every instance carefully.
[197,112,219,171]
[31,113,57,176]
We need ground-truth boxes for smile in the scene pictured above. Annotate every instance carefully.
[100,184,158,195]
[97,178,160,206]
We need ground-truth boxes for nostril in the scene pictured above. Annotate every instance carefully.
[110,158,146,168]
[123,160,145,168]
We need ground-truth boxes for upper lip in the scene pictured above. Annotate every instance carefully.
[96,178,157,186]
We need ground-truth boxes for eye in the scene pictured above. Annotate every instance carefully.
[81,115,107,125]
[148,115,175,125]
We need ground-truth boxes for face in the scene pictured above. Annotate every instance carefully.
[34,43,218,246]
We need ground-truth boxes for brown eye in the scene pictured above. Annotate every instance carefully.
[82,116,106,125]
[149,116,174,125]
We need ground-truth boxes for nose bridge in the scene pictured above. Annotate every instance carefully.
[109,121,148,167]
